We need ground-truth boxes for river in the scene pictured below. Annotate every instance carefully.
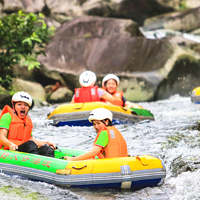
[0,94,200,200]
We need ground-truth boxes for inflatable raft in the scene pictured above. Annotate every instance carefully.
[0,148,166,190]
[191,87,200,104]
[47,102,154,126]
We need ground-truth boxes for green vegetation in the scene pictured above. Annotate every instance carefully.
[0,11,55,88]
[0,185,48,200]
[179,0,187,10]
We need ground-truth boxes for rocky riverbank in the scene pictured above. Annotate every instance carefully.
[1,0,200,108]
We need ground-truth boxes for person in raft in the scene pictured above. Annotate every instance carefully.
[71,70,115,104]
[64,108,128,161]
[102,74,142,108]
[0,91,56,157]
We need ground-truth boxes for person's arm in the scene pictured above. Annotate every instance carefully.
[0,128,18,150]
[64,145,102,161]
[70,94,75,104]
[64,130,108,161]
[125,101,143,109]
[0,113,18,151]
[98,89,115,103]
[30,136,56,149]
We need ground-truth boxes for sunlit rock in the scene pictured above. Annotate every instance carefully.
[11,78,46,104]
[142,7,200,32]
[3,0,45,13]
[154,55,200,100]
[47,87,73,103]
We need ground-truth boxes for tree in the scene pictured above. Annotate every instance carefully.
[0,11,55,88]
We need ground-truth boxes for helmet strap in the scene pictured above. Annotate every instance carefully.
[102,119,109,126]
[101,120,107,126]
[12,102,18,116]
[102,119,112,126]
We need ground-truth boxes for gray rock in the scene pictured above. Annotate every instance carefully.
[3,0,23,12]
[3,0,45,13]
[142,7,200,32]
[0,86,12,109]
[37,16,172,78]
[82,0,174,26]
[44,17,61,29]
[0,94,12,109]
[48,87,73,103]
[158,0,200,9]
[117,72,163,102]
[46,0,83,23]
[154,55,200,100]
[11,78,47,105]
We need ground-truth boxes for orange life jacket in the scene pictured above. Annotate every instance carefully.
[93,126,128,159]
[74,86,100,103]
[0,105,33,149]
[101,88,124,106]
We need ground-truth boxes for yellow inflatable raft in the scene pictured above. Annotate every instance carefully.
[191,87,200,104]
[47,102,154,126]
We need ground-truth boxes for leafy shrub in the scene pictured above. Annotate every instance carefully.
[0,11,55,88]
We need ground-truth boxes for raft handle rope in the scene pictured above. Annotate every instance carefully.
[136,156,148,166]
[72,165,87,170]
[56,146,62,152]
[121,107,128,111]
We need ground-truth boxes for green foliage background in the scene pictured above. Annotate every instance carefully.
[0,11,55,88]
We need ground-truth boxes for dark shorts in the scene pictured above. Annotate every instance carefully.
[18,140,54,157]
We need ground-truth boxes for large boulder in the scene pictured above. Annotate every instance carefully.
[3,0,45,13]
[13,64,35,81]
[11,78,47,106]
[142,6,200,32]
[56,15,142,38]
[37,16,172,77]
[82,0,174,26]
[46,0,83,23]
[0,86,12,109]
[116,72,164,102]
[157,0,200,9]
[2,0,174,26]
[47,87,73,103]
[0,94,12,109]
[185,0,200,8]
[154,55,200,100]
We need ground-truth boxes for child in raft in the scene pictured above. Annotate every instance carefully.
[64,108,128,161]
[102,74,142,108]
[71,71,115,104]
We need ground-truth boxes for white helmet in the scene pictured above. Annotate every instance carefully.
[12,91,32,106]
[102,74,120,88]
[88,108,113,122]
[79,71,96,87]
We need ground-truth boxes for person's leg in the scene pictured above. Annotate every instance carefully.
[18,140,39,154]
[38,145,55,157]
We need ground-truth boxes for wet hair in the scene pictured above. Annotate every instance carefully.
[12,102,18,116]
[105,79,118,94]
[29,99,34,110]
[105,79,118,87]
[101,119,112,126]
